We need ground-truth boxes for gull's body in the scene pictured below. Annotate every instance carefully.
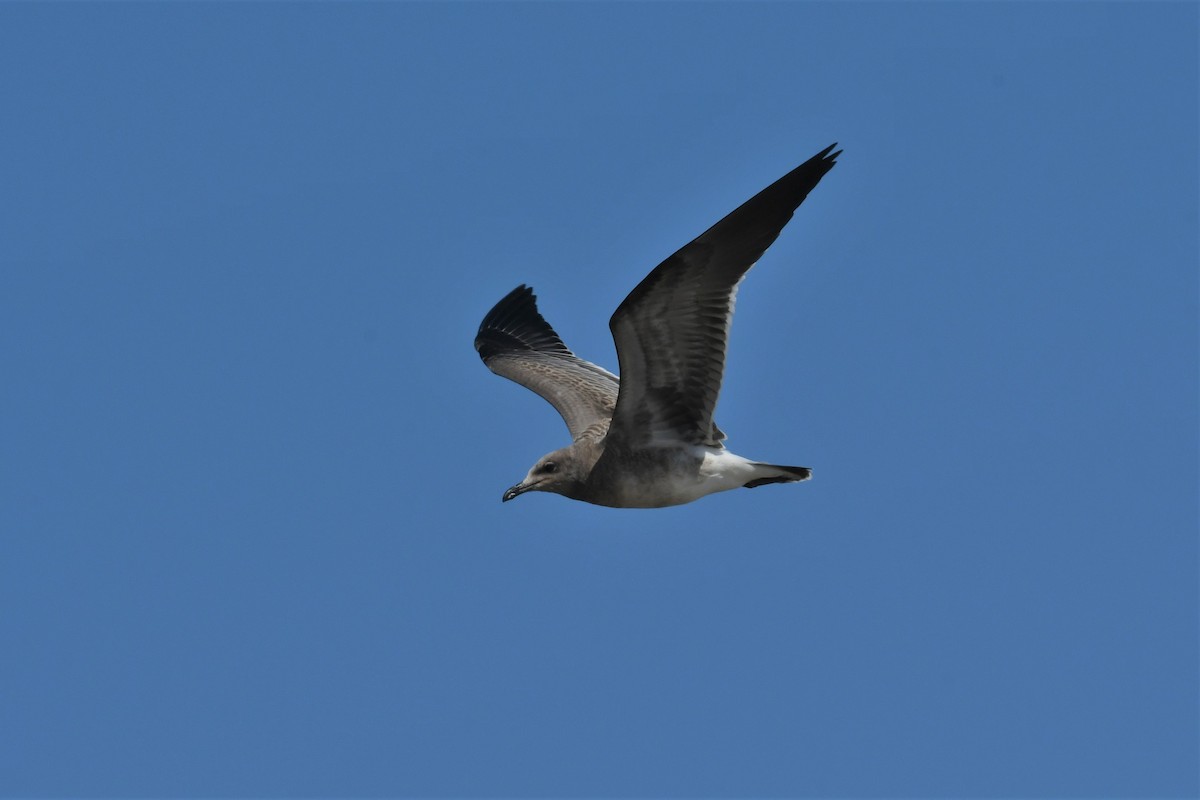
[475,144,840,508]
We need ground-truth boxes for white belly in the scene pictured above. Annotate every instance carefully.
[696,449,764,494]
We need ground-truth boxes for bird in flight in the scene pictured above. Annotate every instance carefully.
[475,143,840,508]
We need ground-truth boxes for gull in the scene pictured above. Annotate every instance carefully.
[475,143,840,508]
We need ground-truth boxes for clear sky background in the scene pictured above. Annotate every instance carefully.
[1,3,1196,797]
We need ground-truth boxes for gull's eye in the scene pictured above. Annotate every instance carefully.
[541,461,557,474]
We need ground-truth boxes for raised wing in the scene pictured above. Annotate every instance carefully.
[475,285,618,441]
[607,143,840,448]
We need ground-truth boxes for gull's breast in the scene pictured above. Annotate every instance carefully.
[597,446,761,508]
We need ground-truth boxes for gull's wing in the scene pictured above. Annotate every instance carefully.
[475,285,618,442]
[606,143,840,448]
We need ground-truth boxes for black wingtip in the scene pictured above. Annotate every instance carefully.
[816,142,842,164]
[476,285,532,337]
[474,284,573,361]
[488,285,534,324]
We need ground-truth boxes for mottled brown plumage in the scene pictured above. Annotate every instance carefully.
[474,144,840,508]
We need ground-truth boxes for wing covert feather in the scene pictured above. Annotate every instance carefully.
[475,285,618,441]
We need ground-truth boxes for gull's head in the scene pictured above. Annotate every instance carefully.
[502,447,585,503]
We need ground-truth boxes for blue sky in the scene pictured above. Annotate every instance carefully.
[1,3,1196,797]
